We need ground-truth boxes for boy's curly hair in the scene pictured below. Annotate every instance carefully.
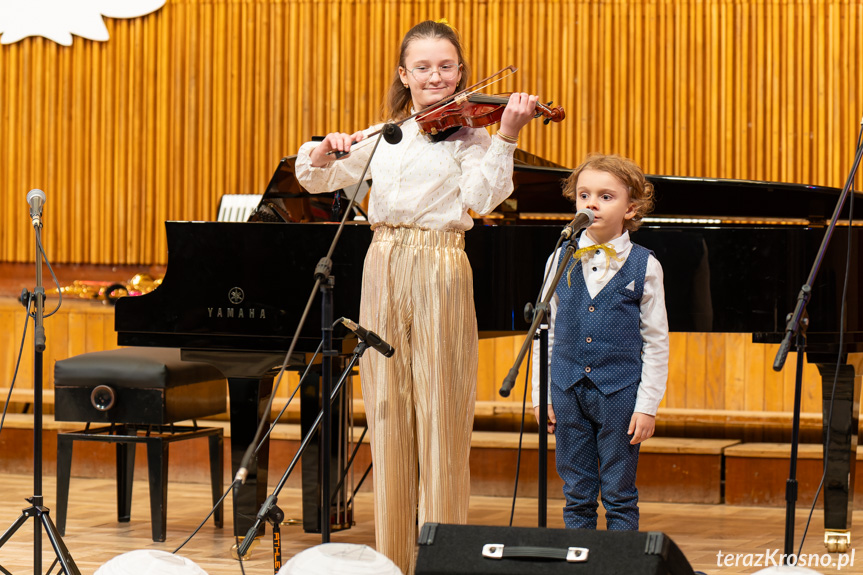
[562,153,655,232]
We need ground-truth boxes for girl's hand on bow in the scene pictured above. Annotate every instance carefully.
[309,131,366,166]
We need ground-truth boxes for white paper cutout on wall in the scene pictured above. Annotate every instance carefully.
[0,0,167,46]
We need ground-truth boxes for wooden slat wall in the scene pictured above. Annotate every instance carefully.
[1,0,862,264]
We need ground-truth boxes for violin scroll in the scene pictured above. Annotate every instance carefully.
[539,101,565,124]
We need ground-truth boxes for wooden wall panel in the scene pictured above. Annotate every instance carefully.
[0,0,862,264]
[0,299,117,394]
[0,296,852,421]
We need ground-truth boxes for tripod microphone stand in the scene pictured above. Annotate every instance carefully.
[500,242,575,525]
[0,190,81,575]
[237,337,378,557]
[772,120,863,562]
[233,126,399,557]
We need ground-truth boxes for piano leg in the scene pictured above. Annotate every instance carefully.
[228,375,274,537]
[815,360,860,553]
[300,360,353,534]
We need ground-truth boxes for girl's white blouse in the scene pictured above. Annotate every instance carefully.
[295,119,517,231]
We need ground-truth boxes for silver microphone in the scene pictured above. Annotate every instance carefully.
[27,189,46,228]
[561,208,594,239]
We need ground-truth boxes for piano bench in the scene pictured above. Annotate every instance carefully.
[52,347,227,542]
[53,347,226,425]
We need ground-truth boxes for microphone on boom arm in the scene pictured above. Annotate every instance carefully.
[560,208,595,239]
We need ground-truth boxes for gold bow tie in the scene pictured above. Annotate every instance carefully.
[573,243,621,262]
[567,243,624,286]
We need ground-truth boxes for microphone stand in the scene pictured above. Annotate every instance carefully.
[236,129,392,556]
[0,215,81,574]
[237,340,371,557]
[320,273,335,544]
[499,239,578,526]
[772,121,863,562]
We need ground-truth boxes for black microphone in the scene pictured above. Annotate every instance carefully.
[339,317,395,357]
[560,208,594,239]
[27,189,46,228]
[331,123,403,158]
[382,123,403,144]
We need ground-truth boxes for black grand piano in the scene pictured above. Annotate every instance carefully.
[115,151,863,543]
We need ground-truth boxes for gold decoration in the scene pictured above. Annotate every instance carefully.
[52,273,163,304]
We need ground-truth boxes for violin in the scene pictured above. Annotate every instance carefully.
[415,93,565,136]
[325,67,565,157]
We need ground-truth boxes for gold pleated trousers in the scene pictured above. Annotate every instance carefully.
[359,225,478,575]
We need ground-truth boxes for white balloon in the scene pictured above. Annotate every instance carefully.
[95,549,209,575]
[278,543,403,575]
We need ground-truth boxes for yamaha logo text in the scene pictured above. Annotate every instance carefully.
[207,287,267,319]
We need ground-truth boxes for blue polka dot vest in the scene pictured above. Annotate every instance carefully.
[550,241,652,395]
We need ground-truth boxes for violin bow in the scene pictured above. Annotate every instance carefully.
[327,65,519,156]
[411,65,519,124]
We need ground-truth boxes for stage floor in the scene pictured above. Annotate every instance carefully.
[0,473,860,574]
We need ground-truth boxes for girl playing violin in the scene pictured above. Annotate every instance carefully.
[296,19,537,574]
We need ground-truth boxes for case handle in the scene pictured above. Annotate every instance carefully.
[482,544,589,562]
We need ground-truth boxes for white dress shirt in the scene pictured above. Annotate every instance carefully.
[295,119,517,230]
[530,230,669,416]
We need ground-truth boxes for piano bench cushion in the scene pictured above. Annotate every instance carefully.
[54,347,226,425]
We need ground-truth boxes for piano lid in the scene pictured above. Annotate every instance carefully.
[248,156,369,224]
[245,150,863,225]
[114,150,863,357]
[508,148,863,224]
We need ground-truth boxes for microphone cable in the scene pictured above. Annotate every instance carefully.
[796,120,862,557]
[0,296,33,439]
[171,337,330,557]
[508,349,532,526]
[199,127,390,571]
[2,219,66,438]
[231,128,387,493]
[31,225,63,318]
[505,229,570,524]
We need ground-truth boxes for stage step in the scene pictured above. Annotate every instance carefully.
[1,414,744,504]
[11,414,858,507]
[725,442,863,507]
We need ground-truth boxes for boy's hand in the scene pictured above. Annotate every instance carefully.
[627,412,655,445]
[533,405,556,434]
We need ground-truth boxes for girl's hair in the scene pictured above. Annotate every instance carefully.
[384,20,470,121]
[562,153,655,232]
